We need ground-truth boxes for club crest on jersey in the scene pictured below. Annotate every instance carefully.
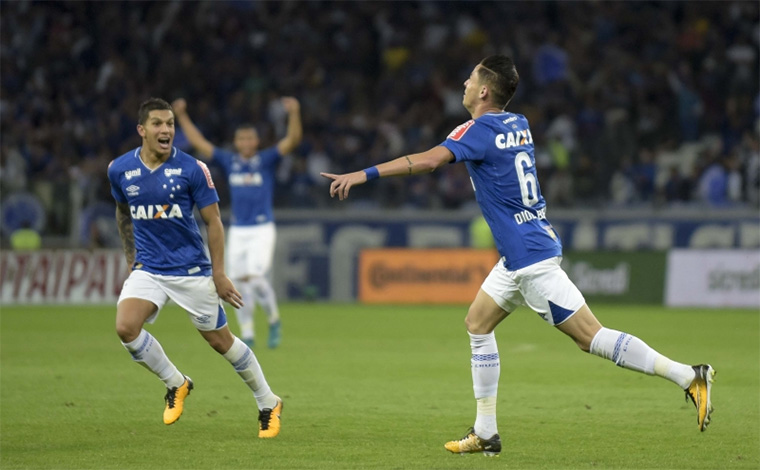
[495,129,534,149]
[125,169,141,180]
[130,204,183,220]
[164,168,182,177]
[447,120,475,141]
[126,185,140,196]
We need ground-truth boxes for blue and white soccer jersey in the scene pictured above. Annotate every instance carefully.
[212,147,280,227]
[108,146,228,330]
[440,113,584,324]
[212,147,281,279]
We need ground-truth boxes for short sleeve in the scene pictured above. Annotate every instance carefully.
[108,160,127,203]
[211,147,235,175]
[439,120,487,163]
[191,160,220,209]
[260,146,281,167]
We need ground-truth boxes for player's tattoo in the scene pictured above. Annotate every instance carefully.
[115,202,136,268]
[405,155,413,174]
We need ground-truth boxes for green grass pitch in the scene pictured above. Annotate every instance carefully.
[1,302,758,469]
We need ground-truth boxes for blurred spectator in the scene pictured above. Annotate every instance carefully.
[286,156,317,209]
[0,0,758,244]
[10,222,41,251]
[668,63,703,142]
[609,158,636,206]
[438,164,473,209]
[662,166,693,204]
[725,153,744,204]
[546,168,574,208]
[533,33,569,86]
[1,192,46,250]
[697,156,731,206]
[632,148,657,202]
[572,153,599,205]
[740,131,760,206]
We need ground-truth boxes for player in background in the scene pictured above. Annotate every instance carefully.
[109,98,283,438]
[172,97,303,349]
[321,56,715,456]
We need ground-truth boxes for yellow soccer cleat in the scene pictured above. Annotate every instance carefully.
[258,397,283,438]
[163,376,193,425]
[444,427,501,456]
[684,364,716,431]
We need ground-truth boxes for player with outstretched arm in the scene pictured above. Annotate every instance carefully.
[108,98,283,438]
[172,97,302,349]
[321,56,715,456]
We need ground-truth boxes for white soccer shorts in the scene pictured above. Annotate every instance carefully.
[226,223,276,280]
[481,256,585,326]
[118,269,227,331]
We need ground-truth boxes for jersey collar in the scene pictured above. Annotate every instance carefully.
[134,146,177,172]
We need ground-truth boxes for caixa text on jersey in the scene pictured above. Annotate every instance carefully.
[130,204,183,220]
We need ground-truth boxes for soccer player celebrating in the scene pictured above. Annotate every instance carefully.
[321,56,715,456]
[108,98,283,438]
[171,97,303,349]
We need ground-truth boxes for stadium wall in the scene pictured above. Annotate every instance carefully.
[2,209,758,307]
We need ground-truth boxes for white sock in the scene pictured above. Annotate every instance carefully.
[236,280,256,340]
[590,327,695,388]
[251,276,280,324]
[469,331,499,438]
[122,329,185,388]
[654,356,696,389]
[223,336,277,409]
[475,397,498,438]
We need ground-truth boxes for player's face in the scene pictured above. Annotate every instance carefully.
[137,110,175,157]
[462,66,483,112]
[234,128,260,158]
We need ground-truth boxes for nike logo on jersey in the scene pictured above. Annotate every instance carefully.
[495,130,533,149]
[130,204,183,220]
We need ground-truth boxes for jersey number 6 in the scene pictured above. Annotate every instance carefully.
[515,151,539,207]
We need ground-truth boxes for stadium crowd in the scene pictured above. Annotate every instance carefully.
[1,1,758,244]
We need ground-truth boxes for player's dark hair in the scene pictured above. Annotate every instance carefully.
[477,55,519,109]
[138,97,173,125]
[235,123,258,134]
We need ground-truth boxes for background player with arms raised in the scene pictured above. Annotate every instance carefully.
[172,97,302,349]
[321,56,715,456]
[108,98,283,438]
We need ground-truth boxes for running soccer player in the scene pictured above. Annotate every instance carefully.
[109,98,283,438]
[172,97,303,349]
[321,56,715,456]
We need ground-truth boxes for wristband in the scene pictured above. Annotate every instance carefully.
[363,166,380,181]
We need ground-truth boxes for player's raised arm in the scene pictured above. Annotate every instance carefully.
[276,97,303,155]
[320,145,454,201]
[198,202,243,309]
[171,98,216,160]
